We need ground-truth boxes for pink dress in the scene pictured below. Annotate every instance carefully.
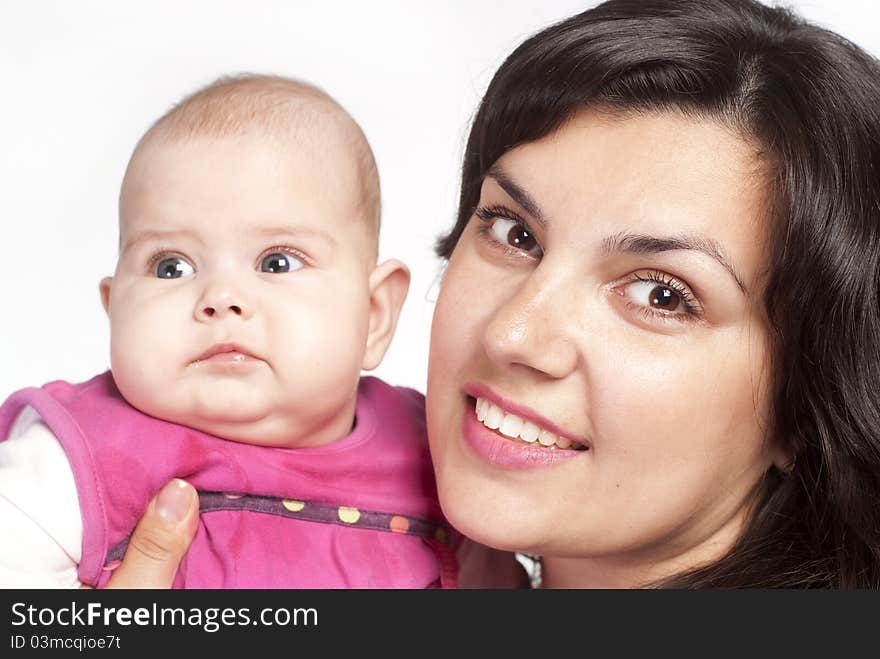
[0,372,456,588]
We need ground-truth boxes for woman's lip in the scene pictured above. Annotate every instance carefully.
[461,404,584,470]
[463,382,589,448]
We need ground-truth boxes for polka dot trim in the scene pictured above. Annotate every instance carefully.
[337,507,361,524]
[104,490,453,563]
[389,516,410,534]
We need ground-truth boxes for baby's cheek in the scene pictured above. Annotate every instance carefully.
[110,307,172,382]
[269,303,365,383]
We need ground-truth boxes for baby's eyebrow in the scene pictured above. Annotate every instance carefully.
[602,231,748,294]
[253,225,338,248]
[121,229,202,253]
[120,225,339,253]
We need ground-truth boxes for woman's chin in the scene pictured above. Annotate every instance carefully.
[439,485,546,554]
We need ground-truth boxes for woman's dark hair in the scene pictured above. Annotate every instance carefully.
[437,0,880,587]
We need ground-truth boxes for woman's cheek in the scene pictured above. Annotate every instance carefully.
[589,341,710,447]
[433,265,491,364]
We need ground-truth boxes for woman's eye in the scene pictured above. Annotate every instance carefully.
[626,280,684,312]
[618,275,705,325]
[259,251,304,274]
[154,256,195,279]
[489,218,542,257]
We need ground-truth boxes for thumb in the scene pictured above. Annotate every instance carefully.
[104,479,199,589]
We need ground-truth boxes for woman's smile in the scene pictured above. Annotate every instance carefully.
[466,382,591,451]
[473,397,588,450]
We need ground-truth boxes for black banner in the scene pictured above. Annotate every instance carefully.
[0,589,874,653]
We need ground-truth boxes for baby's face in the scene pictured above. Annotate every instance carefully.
[104,135,375,447]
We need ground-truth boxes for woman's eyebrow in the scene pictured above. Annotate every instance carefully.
[485,164,545,227]
[485,166,748,294]
[602,232,748,294]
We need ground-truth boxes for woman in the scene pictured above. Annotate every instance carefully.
[109,0,880,588]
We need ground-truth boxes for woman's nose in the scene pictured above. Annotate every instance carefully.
[194,283,252,322]
[481,274,579,379]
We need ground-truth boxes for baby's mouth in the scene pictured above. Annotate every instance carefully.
[190,342,261,367]
[473,397,589,451]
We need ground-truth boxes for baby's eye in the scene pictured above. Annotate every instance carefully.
[259,251,305,274]
[154,256,195,279]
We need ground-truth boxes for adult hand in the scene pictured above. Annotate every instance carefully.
[99,479,199,588]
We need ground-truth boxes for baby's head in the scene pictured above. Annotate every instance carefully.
[100,74,409,448]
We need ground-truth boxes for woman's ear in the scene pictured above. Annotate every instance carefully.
[771,442,796,476]
[99,277,113,315]
[362,259,410,371]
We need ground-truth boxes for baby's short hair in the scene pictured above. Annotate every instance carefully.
[130,74,381,245]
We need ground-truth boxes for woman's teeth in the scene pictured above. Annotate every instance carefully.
[474,397,584,450]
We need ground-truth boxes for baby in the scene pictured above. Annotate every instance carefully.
[0,75,454,588]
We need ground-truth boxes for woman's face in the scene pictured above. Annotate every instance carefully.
[427,110,783,583]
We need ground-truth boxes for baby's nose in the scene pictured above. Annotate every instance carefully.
[200,303,243,318]
[194,287,251,321]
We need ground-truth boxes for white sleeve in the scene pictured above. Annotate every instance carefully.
[0,405,83,588]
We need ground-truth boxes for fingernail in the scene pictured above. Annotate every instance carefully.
[156,479,193,523]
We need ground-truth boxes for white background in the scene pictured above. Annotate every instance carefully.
[2,1,878,400]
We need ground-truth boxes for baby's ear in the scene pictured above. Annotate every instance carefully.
[362,259,410,371]
[99,277,113,315]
